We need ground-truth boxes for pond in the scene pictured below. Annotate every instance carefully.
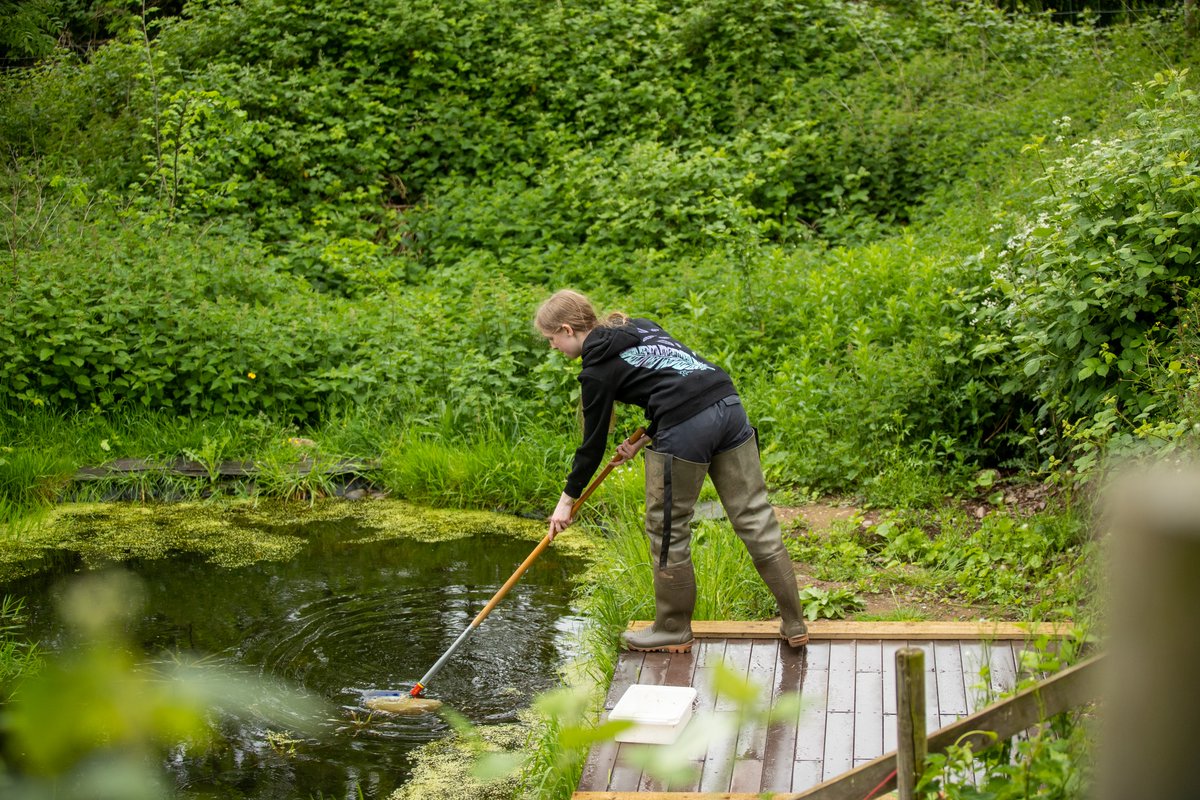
[1,515,585,799]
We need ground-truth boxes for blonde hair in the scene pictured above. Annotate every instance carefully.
[534,289,628,334]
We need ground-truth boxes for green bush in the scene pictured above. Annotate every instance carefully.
[959,70,1200,467]
[2,0,1129,255]
[0,1,1196,495]
[0,214,553,424]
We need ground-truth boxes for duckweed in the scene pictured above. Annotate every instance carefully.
[0,498,597,583]
[388,720,529,800]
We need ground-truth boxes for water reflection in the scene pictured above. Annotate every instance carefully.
[2,519,584,799]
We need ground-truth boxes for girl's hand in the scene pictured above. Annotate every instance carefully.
[613,433,649,465]
[547,493,576,540]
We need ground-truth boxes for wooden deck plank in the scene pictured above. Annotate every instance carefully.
[853,645,884,762]
[638,651,673,686]
[822,712,855,780]
[665,753,703,793]
[728,757,765,793]
[762,642,805,793]
[696,637,728,668]
[793,760,824,794]
[961,641,994,713]
[715,641,753,711]
[730,641,774,791]
[735,640,776,759]
[697,712,740,792]
[665,649,698,687]
[988,641,1019,698]
[934,641,969,717]
[625,620,1073,640]
[795,702,828,762]
[881,641,904,715]
[856,639,883,673]
[663,775,701,793]
[636,770,668,793]
[607,750,645,792]
[693,639,726,714]
[578,711,620,791]
[907,640,941,730]
[805,640,832,670]
[826,641,856,713]
[606,651,646,709]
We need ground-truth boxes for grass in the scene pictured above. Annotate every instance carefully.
[0,403,610,525]
[0,595,42,701]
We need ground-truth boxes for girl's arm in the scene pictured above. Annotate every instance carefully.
[547,492,576,540]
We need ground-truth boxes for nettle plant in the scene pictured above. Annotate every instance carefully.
[974,70,1200,466]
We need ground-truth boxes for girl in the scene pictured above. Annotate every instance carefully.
[536,289,808,653]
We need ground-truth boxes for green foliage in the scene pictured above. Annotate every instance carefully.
[921,711,1093,799]
[785,521,873,583]
[959,69,1200,470]
[874,507,1092,614]
[0,214,555,426]
[0,595,42,701]
[0,0,1145,253]
[782,501,1093,617]
[378,425,569,515]
[0,0,1197,495]
[919,634,1097,800]
[0,1,60,60]
[796,585,865,620]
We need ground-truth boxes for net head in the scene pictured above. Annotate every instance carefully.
[364,693,443,715]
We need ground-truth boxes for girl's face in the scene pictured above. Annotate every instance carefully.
[542,324,587,360]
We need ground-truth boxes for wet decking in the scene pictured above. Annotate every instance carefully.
[575,621,1066,796]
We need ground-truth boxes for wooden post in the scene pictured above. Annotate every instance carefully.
[895,647,927,799]
[1100,466,1200,800]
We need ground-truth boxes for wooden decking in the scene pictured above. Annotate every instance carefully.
[575,621,1068,797]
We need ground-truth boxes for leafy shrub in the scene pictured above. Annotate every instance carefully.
[2,0,1128,257]
[961,70,1200,468]
[0,213,552,425]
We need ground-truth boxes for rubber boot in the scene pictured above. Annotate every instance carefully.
[621,449,708,653]
[621,561,697,653]
[709,435,810,647]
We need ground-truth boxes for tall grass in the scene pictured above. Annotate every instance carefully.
[0,595,42,701]
[0,403,600,523]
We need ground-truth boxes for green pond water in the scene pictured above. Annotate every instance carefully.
[1,515,585,799]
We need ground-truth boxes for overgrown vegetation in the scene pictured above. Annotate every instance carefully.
[2,2,1196,798]
[2,3,1197,510]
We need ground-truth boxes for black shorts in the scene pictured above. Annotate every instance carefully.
[650,395,754,463]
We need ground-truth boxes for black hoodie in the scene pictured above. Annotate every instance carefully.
[564,318,736,498]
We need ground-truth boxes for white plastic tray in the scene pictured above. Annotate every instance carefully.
[609,684,697,744]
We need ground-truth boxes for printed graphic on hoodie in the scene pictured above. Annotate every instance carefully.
[619,343,715,376]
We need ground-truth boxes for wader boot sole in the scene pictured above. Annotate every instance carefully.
[785,631,810,647]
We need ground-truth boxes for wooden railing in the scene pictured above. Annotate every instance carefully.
[795,652,1102,800]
